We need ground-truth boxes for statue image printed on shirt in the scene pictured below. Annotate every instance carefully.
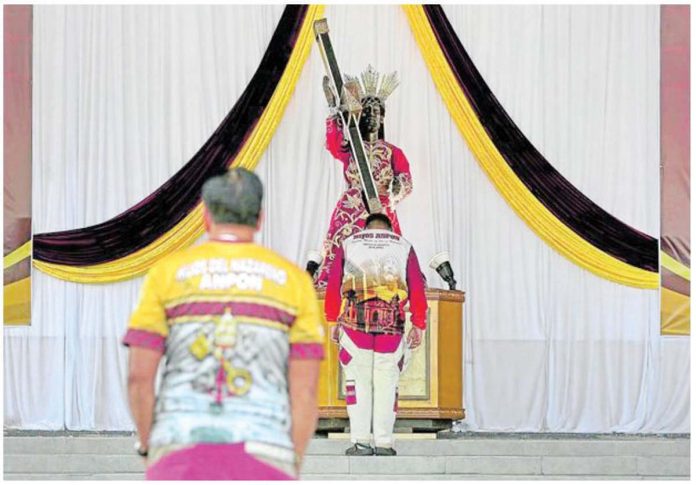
[339,231,410,334]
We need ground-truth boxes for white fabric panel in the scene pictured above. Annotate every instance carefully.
[4,5,285,430]
[7,5,687,432]
[442,5,660,235]
[437,5,683,432]
[257,5,685,432]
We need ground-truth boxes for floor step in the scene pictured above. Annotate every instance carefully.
[3,434,689,480]
[301,474,690,481]
[4,474,144,481]
[6,436,688,457]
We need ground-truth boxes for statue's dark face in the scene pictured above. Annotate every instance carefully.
[359,98,384,137]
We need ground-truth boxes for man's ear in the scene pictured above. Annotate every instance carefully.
[255,210,264,232]
[202,206,212,232]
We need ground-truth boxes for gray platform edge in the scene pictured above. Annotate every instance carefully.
[4,432,690,481]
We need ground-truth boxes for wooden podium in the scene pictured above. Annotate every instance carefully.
[315,289,465,423]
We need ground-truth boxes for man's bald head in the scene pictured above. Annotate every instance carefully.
[201,168,263,227]
[365,213,392,231]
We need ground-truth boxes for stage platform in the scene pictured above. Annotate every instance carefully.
[4,431,689,480]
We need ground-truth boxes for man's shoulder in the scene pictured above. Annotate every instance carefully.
[396,233,414,249]
[184,242,305,274]
[149,242,242,274]
[155,243,313,297]
[347,230,412,247]
[251,246,308,281]
[257,249,317,302]
[149,246,195,275]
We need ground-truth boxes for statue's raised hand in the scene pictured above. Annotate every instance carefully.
[322,75,337,108]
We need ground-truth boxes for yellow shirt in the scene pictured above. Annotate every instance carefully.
[123,240,325,454]
[126,240,325,353]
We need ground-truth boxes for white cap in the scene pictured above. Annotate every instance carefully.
[306,250,323,264]
[428,251,450,270]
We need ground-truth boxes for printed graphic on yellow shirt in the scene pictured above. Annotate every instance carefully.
[189,309,253,401]
[124,241,325,452]
[127,242,325,408]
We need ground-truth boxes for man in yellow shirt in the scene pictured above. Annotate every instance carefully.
[123,168,324,480]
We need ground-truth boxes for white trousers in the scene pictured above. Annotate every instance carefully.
[338,327,407,448]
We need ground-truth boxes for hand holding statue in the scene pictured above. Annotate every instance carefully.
[406,326,423,349]
[330,323,340,344]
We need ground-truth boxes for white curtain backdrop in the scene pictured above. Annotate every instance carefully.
[5,5,688,432]
[4,5,286,430]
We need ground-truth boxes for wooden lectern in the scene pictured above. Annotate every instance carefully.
[315,289,465,423]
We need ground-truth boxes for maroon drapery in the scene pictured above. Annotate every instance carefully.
[423,5,658,272]
[33,6,309,266]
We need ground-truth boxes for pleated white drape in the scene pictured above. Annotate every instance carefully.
[5,5,687,432]
[4,5,285,430]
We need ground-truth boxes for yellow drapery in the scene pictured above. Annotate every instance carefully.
[661,251,690,281]
[4,241,32,325]
[661,287,690,335]
[660,251,690,335]
[4,277,31,325]
[402,5,658,289]
[3,240,31,269]
[32,5,325,284]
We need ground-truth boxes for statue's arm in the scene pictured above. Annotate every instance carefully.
[325,115,350,163]
[391,146,413,204]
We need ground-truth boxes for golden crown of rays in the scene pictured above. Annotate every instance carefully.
[343,65,399,104]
